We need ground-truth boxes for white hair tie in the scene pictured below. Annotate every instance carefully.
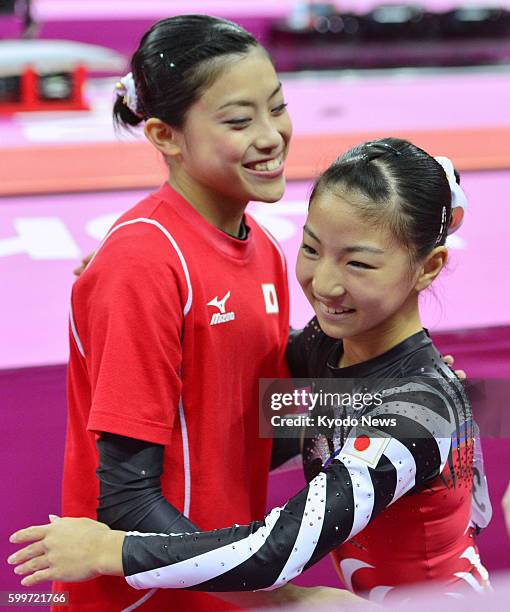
[115,72,143,118]
[434,156,468,235]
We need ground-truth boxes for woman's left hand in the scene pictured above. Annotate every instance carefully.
[443,354,466,380]
[8,516,125,586]
[73,251,95,276]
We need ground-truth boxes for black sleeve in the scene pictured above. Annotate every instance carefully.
[96,433,199,534]
[122,380,455,591]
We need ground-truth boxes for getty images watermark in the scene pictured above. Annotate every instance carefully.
[256,377,497,439]
[268,387,395,429]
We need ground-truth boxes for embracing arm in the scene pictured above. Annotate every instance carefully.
[121,381,453,592]
[9,381,454,590]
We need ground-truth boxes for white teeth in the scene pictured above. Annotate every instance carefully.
[327,306,342,314]
[322,303,353,315]
[252,155,283,172]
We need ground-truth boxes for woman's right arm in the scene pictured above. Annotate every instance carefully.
[73,226,195,532]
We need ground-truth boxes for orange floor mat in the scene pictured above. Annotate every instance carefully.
[1,126,508,196]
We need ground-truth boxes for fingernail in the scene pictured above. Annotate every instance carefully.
[9,534,17,543]
[7,554,15,564]
[49,514,60,522]
[14,566,22,574]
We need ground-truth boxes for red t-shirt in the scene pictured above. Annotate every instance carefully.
[56,183,289,611]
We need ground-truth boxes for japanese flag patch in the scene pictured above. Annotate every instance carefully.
[339,427,391,469]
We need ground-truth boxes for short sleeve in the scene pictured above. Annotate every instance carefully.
[73,225,188,445]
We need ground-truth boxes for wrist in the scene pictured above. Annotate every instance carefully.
[96,529,126,577]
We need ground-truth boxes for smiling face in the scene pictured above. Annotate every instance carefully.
[170,46,292,210]
[296,189,424,344]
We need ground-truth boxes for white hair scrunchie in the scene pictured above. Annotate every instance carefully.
[115,72,143,118]
[434,156,468,235]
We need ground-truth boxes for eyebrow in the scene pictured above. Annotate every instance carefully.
[216,83,282,111]
[303,225,385,255]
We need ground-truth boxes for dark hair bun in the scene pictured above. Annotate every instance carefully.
[113,93,144,128]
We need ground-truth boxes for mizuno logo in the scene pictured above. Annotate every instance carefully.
[207,291,231,314]
[207,291,235,326]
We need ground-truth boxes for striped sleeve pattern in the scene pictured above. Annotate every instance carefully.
[123,381,455,592]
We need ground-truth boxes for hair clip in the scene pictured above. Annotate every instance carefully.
[434,156,468,235]
[159,51,177,69]
[115,72,144,118]
[435,205,447,244]
[365,142,402,156]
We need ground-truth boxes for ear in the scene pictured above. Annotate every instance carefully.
[448,206,464,234]
[414,247,448,292]
[144,118,182,158]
